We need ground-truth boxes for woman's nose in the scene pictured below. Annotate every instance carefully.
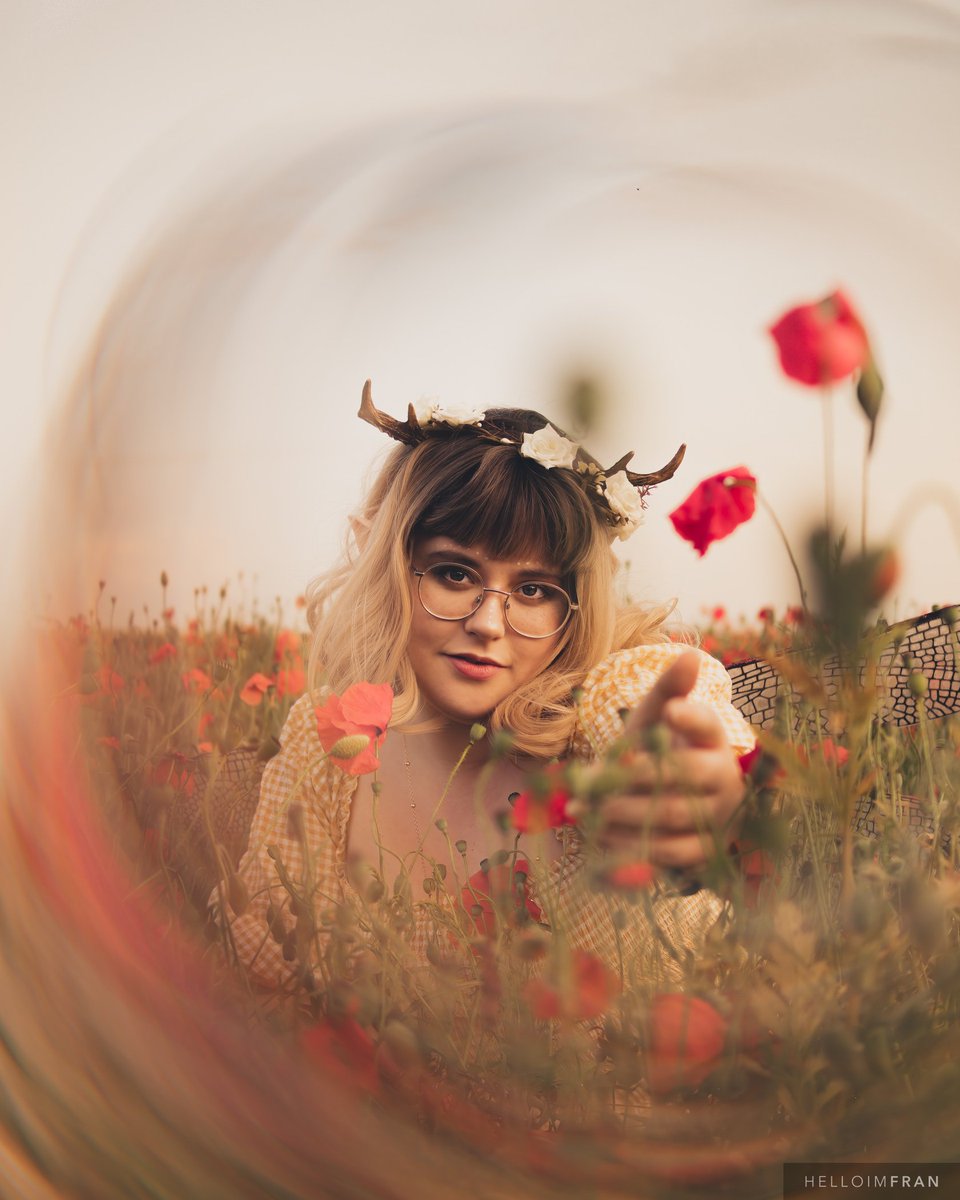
[463,590,508,638]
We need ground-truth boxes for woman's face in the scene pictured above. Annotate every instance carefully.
[407,536,568,725]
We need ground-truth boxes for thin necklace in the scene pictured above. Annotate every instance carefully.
[401,734,423,845]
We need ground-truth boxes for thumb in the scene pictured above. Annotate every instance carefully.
[622,650,701,737]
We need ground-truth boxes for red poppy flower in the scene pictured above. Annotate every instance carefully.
[604,861,656,891]
[733,837,781,908]
[96,666,125,696]
[737,745,762,777]
[300,1017,379,1096]
[524,950,615,1022]
[460,858,542,938]
[240,672,274,707]
[275,666,306,699]
[668,467,757,557]
[152,753,197,797]
[768,289,870,386]
[646,993,728,1095]
[315,682,393,775]
[797,738,849,768]
[273,628,303,662]
[181,668,212,694]
[511,764,577,835]
[148,642,177,666]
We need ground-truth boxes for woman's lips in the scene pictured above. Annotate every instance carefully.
[446,654,505,681]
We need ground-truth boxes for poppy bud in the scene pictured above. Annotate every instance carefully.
[856,358,884,451]
[909,673,928,698]
[469,723,487,744]
[328,734,371,760]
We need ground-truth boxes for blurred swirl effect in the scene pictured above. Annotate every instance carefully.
[6,3,960,1194]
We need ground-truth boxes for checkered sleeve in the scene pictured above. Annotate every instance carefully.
[213,691,352,990]
[571,643,757,760]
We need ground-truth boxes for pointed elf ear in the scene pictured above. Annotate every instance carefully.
[348,512,373,550]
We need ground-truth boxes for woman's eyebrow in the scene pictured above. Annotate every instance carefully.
[420,547,563,581]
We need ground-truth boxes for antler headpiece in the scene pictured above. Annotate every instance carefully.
[358,380,685,541]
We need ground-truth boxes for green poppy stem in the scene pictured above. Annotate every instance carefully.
[861,427,870,556]
[755,489,809,613]
[822,386,835,544]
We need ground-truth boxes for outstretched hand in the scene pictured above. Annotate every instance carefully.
[598,650,746,873]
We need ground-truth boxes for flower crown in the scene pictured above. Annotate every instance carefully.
[359,381,685,542]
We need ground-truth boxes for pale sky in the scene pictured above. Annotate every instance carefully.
[5,0,960,632]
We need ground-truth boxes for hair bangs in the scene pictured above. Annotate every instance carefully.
[414,443,596,579]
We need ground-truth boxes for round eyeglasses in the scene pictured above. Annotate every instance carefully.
[412,563,578,639]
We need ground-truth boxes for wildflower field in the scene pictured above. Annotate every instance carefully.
[5,288,960,1198]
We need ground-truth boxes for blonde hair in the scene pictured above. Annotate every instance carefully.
[306,412,671,758]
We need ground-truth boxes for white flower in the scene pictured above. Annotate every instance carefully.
[412,397,440,424]
[519,424,579,470]
[430,400,487,427]
[603,470,645,539]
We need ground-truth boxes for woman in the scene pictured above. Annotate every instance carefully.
[221,384,756,994]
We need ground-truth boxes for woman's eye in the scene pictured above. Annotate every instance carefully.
[517,582,546,600]
[436,565,472,586]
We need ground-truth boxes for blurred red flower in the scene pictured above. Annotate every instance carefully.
[734,838,781,908]
[605,861,655,891]
[301,1017,379,1096]
[668,467,757,557]
[646,993,728,1095]
[273,628,303,661]
[275,666,306,699]
[93,665,124,696]
[798,738,849,768]
[182,668,212,694]
[315,682,393,775]
[511,764,576,834]
[153,752,197,797]
[460,858,542,937]
[240,672,274,707]
[769,289,870,387]
[524,950,615,1022]
[148,642,177,665]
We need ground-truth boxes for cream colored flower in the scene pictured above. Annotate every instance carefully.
[412,397,441,424]
[520,424,579,470]
[603,470,645,538]
[430,400,487,426]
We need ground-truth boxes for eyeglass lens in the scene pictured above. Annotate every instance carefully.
[419,564,570,637]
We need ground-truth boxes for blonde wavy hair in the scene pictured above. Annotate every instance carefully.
[306,410,673,758]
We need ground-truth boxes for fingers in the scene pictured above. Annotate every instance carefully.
[660,697,728,749]
[601,790,724,836]
[599,821,724,870]
[622,650,701,737]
